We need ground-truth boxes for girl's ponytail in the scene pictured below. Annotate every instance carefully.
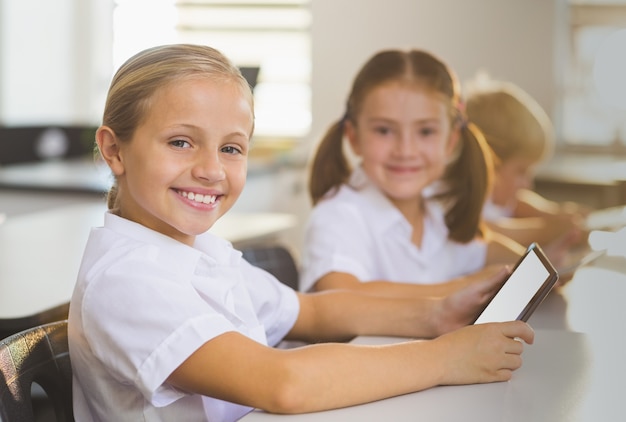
[437,122,494,243]
[308,118,352,205]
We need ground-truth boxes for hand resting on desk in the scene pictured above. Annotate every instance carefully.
[432,321,534,385]
[430,267,536,382]
[169,321,534,414]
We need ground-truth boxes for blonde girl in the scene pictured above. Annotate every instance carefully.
[465,77,588,248]
[68,44,533,422]
[301,49,523,297]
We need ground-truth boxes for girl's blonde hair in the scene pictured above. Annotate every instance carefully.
[100,44,254,209]
[465,77,554,164]
[309,49,494,243]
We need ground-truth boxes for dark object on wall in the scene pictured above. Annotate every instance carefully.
[239,66,260,92]
[0,126,96,165]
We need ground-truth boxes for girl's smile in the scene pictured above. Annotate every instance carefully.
[177,189,219,205]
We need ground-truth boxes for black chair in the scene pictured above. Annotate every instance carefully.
[0,303,70,346]
[240,245,300,291]
[0,320,73,422]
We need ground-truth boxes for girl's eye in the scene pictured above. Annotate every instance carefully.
[419,127,437,137]
[374,126,392,136]
[221,145,243,155]
[170,139,191,149]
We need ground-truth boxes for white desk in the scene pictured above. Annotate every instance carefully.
[0,202,296,337]
[0,158,111,194]
[242,254,626,421]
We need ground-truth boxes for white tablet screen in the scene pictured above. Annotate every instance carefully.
[474,248,551,324]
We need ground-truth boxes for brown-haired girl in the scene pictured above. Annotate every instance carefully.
[301,49,522,296]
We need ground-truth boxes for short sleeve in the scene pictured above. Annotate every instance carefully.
[300,200,375,291]
[81,244,256,405]
[239,259,300,346]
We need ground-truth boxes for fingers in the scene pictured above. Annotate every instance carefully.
[501,349,524,374]
[476,266,508,293]
[500,321,535,345]
[472,266,509,302]
[493,354,523,381]
[505,337,525,355]
[490,325,528,382]
[493,368,514,382]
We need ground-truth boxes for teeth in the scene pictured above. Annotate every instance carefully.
[180,190,216,204]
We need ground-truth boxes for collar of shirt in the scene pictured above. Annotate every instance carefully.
[346,166,449,253]
[102,211,242,280]
[101,212,267,340]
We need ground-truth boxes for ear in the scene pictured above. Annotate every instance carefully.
[345,120,362,157]
[96,126,125,176]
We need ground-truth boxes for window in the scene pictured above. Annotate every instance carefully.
[559,0,626,152]
[113,0,311,140]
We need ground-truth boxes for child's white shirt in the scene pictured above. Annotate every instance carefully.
[300,167,487,292]
[68,212,300,422]
[482,197,515,221]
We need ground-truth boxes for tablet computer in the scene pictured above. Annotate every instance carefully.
[473,243,559,324]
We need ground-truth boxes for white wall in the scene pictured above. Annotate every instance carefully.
[0,0,112,126]
[309,0,561,150]
[1,0,561,138]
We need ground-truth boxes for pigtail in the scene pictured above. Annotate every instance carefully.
[437,122,494,243]
[309,118,352,205]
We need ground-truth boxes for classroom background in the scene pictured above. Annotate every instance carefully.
[1,0,625,260]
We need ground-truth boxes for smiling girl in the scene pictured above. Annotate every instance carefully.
[301,49,523,296]
[67,44,533,422]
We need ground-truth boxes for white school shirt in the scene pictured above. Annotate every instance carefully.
[68,212,300,422]
[482,198,515,222]
[300,167,487,292]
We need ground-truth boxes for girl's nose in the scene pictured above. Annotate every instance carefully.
[192,150,226,182]
[394,132,417,155]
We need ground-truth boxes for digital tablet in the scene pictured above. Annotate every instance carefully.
[473,243,559,324]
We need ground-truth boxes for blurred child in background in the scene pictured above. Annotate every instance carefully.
[465,76,589,254]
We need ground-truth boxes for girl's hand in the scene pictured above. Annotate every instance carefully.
[543,227,588,274]
[543,212,589,249]
[432,267,510,335]
[433,321,534,385]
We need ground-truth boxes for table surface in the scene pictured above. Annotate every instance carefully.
[242,218,626,421]
[0,202,296,324]
[0,158,111,193]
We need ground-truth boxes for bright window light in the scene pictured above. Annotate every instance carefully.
[112,0,311,140]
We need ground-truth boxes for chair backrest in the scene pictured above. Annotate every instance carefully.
[0,320,73,422]
[240,245,300,290]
